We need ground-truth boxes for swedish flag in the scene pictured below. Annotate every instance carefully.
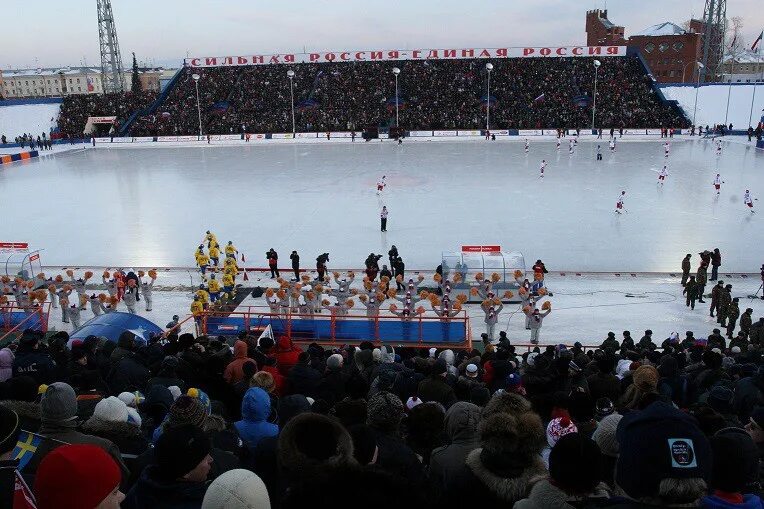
[13,431,42,471]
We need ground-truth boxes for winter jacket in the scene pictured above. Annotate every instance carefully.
[286,362,321,397]
[697,265,709,286]
[429,402,481,491]
[0,348,13,382]
[81,417,150,473]
[371,428,425,485]
[418,375,457,408]
[735,375,764,421]
[234,387,278,452]
[741,312,754,337]
[318,367,348,404]
[587,371,622,403]
[515,479,612,509]
[223,340,256,385]
[274,337,302,376]
[123,465,209,509]
[12,348,56,384]
[682,257,691,273]
[0,400,40,433]
[107,351,150,395]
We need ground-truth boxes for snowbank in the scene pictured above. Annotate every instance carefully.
[0,102,60,140]
[660,83,764,128]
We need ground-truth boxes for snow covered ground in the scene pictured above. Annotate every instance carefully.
[3,136,763,273]
[38,267,764,347]
[0,102,60,140]
[660,83,764,128]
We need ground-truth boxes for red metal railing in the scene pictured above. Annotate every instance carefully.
[0,302,51,343]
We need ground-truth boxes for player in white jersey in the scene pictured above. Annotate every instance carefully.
[664,142,670,157]
[524,139,530,153]
[744,190,756,213]
[539,159,546,178]
[615,191,626,214]
[713,174,722,194]
[658,165,668,184]
[609,139,615,152]
[376,175,386,195]
[716,140,722,155]
[556,139,561,150]
[569,139,575,154]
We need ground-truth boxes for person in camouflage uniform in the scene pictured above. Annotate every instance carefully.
[695,262,708,303]
[739,307,754,339]
[683,276,699,309]
[726,297,740,339]
[709,281,724,318]
[681,254,691,286]
[717,284,732,327]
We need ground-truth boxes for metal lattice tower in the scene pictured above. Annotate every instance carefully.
[699,0,726,82]
[97,0,126,93]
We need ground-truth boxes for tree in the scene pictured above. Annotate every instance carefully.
[131,52,141,92]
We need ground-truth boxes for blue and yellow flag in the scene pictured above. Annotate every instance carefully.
[12,431,43,471]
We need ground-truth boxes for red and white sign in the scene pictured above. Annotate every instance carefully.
[88,116,117,124]
[29,253,40,262]
[0,242,29,250]
[462,245,501,253]
[186,46,626,67]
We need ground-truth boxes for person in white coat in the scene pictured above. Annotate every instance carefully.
[123,286,138,314]
[524,306,551,344]
[140,278,155,312]
[481,300,503,340]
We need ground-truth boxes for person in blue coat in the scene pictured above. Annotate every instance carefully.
[234,387,278,452]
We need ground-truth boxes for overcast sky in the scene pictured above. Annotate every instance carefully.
[4,0,763,69]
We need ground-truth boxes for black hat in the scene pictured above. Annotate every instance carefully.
[549,433,602,495]
[154,424,211,481]
[432,359,448,376]
[0,406,21,455]
[710,428,760,493]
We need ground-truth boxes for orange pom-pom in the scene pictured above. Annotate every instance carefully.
[14,278,23,286]
[346,299,354,308]
[350,289,359,295]
[301,274,310,282]
[148,270,157,279]
[359,294,368,302]
[433,273,442,283]
[376,292,385,301]
[322,299,330,306]
[276,277,284,284]
[453,302,462,311]
[419,290,429,299]
[514,270,523,279]
[475,272,484,281]
[522,305,531,314]
[387,289,397,298]
[291,291,299,298]
[66,269,74,277]
[0,295,7,305]
[307,291,315,300]
[503,290,514,299]
[55,275,63,283]
[470,288,478,296]
[389,304,398,312]
[295,283,302,290]
[279,281,289,289]
[47,284,56,292]
[363,281,372,291]
[542,301,552,310]
[127,279,136,288]
[26,280,35,289]
[493,298,501,306]
[59,297,69,306]
[1,275,9,283]
[538,287,548,296]
[333,271,340,279]
[109,296,118,306]
[84,271,93,280]
[395,274,403,282]
[315,284,324,293]
[491,273,501,283]
[98,294,108,303]
[265,288,275,298]
[416,306,426,315]
[36,290,48,302]
[79,295,88,306]
[138,271,145,278]
[380,275,390,283]
[453,273,462,283]
[37,273,45,279]
[519,287,528,295]
[348,271,355,278]
[63,284,72,292]
[103,271,110,278]
[276,289,286,299]
[456,294,468,303]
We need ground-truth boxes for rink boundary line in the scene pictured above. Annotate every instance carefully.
[40,265,761,279]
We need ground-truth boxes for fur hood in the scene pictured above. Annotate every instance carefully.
[81,417,142,438]
[278,412,356,480]
[465,448,546,503]
[0,400,41,420]
[203,413,227,433]
[515,479,611,509]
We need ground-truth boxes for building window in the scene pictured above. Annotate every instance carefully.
[673,42,684,51]
[659,43,669,52]
[645,43,655,53]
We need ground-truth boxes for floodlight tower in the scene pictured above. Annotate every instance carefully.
[97,0,126,93]
[699,0,726,82]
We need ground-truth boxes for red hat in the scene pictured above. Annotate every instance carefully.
[34,444,121,509]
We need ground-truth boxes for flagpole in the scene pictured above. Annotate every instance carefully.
[750,47,762,128]
[724,52,733,125]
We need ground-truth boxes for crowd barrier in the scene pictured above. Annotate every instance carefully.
[0,150,38,165]
[0,303,50,343]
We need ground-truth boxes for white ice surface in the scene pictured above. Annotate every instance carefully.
[1,137,763,273]
[0,103,60,141]
[660,83,764,128]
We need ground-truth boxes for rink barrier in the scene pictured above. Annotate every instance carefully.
[0,150,38,165]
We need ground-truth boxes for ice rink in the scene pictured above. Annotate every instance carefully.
[1,137,762,272]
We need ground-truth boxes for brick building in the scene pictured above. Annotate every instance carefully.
[585,9,704,84]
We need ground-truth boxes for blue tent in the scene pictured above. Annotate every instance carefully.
[68,312,163,347]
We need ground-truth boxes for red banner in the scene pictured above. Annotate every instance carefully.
[185,46,626,67]
[29,253,40,262]
[0,242,29,249]
[461,245,501,253]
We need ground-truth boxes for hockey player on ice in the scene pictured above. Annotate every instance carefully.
[539,159,546,178]
[524,139,530,153]
[713,174,723,194]
[376,176,386,195]
[658,165,668,184]
[556,139,561,150]
[596,145,602,161]
[744,190,756,213]
[663,141,670,157]
[615,191,626,214]
[716,140,722,155]
[568,139,575,154]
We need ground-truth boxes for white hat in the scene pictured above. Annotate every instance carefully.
[168,386,182,401]
[731,346,742,354]
[406,397,422,411]
[201,469,271,509]
[527,352,539,367]
[428,347,437,358]
[466,364,478,377]
[93,396,128,423]
[118,391,142,408]
[126,407,142,427]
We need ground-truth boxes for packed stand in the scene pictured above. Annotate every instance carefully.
[56,90,157,138]
[2,314,764,508]
[130,55,687,136]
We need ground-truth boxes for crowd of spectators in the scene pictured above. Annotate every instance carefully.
[129,56,687,137]
[2,318,764,508]
[56,90,157,137]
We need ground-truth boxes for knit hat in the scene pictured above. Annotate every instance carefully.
[505,372,522,388]
[92,396,129,423]
[154,424,211,481]
[251,372,275,393]
[168,386,182,401]
[547,416,578,448]
[202,469,271,509]
[707,385,734,413]
[710,428,760,493]
[187,388,212,415]
[616,402,712,500]
[632,365,659,392]
[40,382,77,423]
[327,353,344,369]
[592,413,623,457]
[595,398,615,420]
[34,444,121,509]
[0,406,21,454]
[167,395,207,428]
[118,391,145,408]
[367,392,404,431]
[465,364,478,377]
[277,413,355,481]
[549,433,603,495]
